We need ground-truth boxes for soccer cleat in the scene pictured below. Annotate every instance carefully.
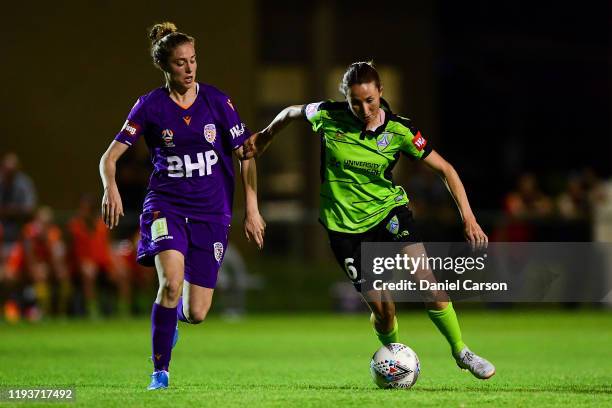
[172,323,179,349]
[455,347,496,379]
[147,370,169,390]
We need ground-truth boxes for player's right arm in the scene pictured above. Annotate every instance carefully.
[240,105,304,159]
[99,141,128,229]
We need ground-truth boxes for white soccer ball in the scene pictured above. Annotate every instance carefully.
[370,343,420,389]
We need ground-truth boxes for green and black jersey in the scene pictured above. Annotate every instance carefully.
[302,99,432,233]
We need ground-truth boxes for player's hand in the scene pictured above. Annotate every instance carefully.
[102,184,124,229]
[244,210,266,249]
[464,217,488,250]
[241,130,274,160]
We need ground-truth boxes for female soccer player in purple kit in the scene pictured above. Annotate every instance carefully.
[99,22,265,390]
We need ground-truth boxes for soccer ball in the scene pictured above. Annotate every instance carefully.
[370,343,420,389]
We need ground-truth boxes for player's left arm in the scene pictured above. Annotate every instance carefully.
[422,150,488,246]
[237,156,266,249]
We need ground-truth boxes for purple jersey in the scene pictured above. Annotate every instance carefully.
[115,83,250,225]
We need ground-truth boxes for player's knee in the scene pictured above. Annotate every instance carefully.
[186,305,210,324]
[160,279,182,302]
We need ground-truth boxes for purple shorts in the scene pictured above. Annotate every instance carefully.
[137,210,229,289]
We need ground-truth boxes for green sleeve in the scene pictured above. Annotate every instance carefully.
[398,119,431,160]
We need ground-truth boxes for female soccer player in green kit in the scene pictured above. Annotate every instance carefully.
[241,62,495,379]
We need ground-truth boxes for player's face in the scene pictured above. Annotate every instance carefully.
[347,82,383,124]
[165,42,197,90]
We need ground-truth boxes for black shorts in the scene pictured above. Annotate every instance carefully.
[326,205,420,292]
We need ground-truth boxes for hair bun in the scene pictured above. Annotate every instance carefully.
[149,22,178,43]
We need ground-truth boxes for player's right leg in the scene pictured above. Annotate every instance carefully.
[365,291,400,345]
[137,210,190,389]
[327,228,400,346]
[149,249,184,390]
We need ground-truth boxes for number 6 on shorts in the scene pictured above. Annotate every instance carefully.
[343,258,358,281]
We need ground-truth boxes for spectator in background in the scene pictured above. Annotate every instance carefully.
[581,167,607,210]
[114,228,155,315]
[4,206,70,319]
[504,173,553,218]
[557,173,590,220]
[67,194,131,317]
[493,173,553,242]
[0,152,37,253]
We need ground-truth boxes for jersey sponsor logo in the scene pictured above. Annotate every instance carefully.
[343,159,382,176]
[305,102,321,120]
[166,151,218,178]
[376,132,392,151]
[412,132,427,151]
[229,123,246,139]
[183,116,192,126]
[213,242,224,262]
[226,99,235,111]
[161,129,175,147]
[121,120,141,137]
[204,124,217,143]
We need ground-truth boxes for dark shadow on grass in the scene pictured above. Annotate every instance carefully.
[416,385,612,395]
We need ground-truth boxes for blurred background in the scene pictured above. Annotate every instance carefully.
[0,0,610,320]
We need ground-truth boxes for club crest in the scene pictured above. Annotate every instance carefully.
[204,124,217,143]
[386,215,399,235]
[213,242,224,262]
[377,132,391,151]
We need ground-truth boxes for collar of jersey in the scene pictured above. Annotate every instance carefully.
[359,98,392,140]
[165,82,200,111]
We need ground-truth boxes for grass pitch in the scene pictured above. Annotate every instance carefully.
[1,310,611,407]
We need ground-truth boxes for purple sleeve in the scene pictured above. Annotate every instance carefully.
[114,97,146,147]
[217,96,251,150]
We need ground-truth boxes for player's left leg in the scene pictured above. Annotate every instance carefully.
[176,220,227,324]
[403,243,495,379]
[178,281,214,324]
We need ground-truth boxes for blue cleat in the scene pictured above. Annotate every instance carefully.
[172,323,179,349]
[147,370,169,390]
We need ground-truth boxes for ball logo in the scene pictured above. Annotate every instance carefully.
[161,129,175,147]
[204,124,217,143]
[213,242,224,262]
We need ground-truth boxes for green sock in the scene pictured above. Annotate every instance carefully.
[427,302,465,356]
[371,314,399,345]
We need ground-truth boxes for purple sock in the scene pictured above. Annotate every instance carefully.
[151,303,178,371]
[177,297,189,323]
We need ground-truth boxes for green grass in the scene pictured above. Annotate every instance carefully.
[1,310,611,407]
